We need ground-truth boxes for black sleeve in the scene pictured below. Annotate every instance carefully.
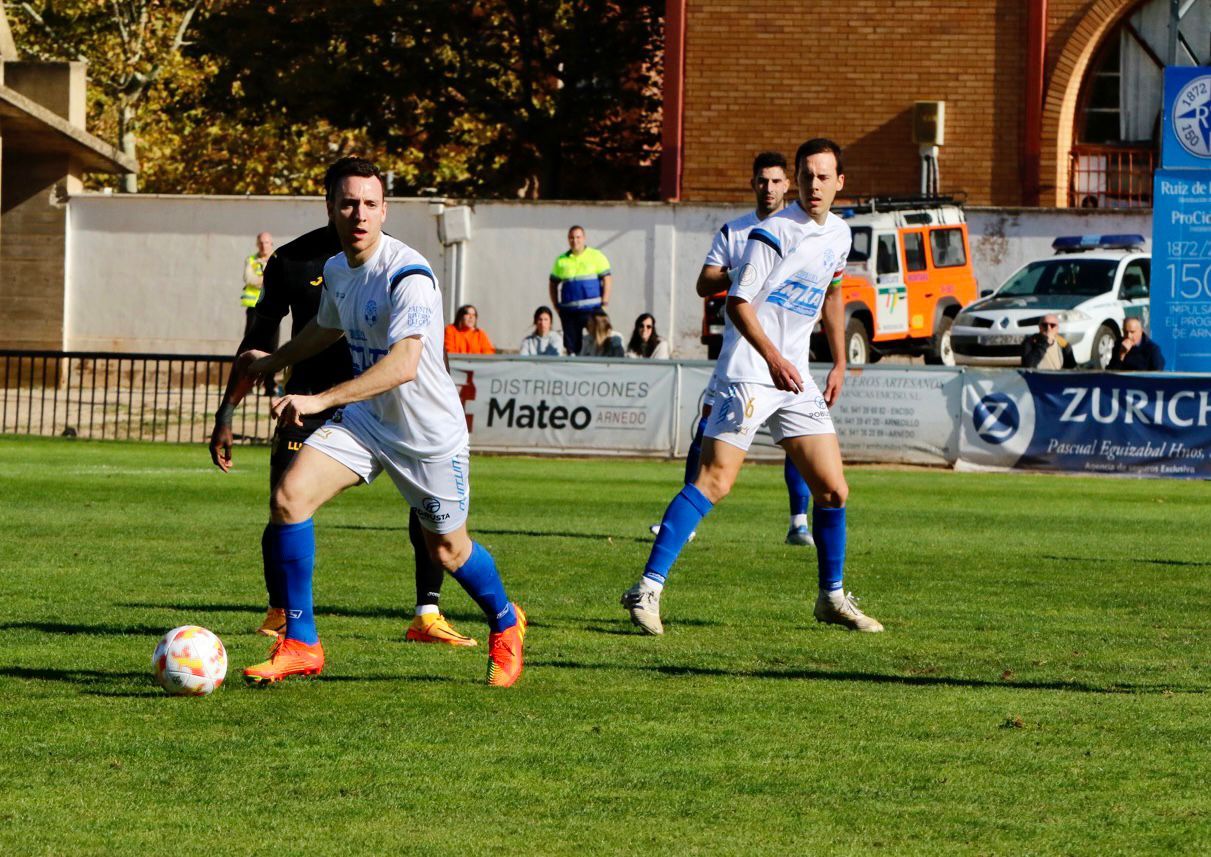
[1062,344,1077,369]
[1107,350,1124,370]
[1148,342,1166,371]
[245,253,289,351]
[1021,335,1045,368]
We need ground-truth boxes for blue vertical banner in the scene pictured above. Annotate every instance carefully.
[1152,67,1211,373]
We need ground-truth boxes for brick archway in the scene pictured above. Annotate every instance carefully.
[1040,0,1145,206]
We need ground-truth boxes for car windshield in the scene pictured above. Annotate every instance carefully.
[998,258,1118,297]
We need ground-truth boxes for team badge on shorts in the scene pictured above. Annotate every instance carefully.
[364,300,379,326]
[422,497,441,513]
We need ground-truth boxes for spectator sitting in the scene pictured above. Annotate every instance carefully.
[579,308,625,358]
[1108,317,1164,371]
[626,313,671,359]
[519,305,564,356]
[1021,314,1075,369]
[444,304,495,354]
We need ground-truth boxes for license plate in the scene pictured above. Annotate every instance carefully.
[982,334,1022,346]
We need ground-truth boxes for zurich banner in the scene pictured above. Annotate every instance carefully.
[959,370,1211,478]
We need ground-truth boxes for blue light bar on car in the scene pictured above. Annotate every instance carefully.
[1051,234,1146,253]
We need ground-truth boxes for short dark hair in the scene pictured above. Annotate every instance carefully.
[324,157,386,201]
[794,138,844,177]
[752,151,787,176]
[568,225,585,235]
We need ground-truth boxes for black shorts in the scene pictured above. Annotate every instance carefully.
[269,413,331,487]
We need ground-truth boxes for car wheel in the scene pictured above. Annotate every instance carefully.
[845,318,871,364]
[924,314,955,366]
[1092,323,1118,369]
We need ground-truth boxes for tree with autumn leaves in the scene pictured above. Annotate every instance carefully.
[8,0,663,198]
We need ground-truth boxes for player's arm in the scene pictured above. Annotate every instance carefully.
[724,225,802,390]
[696,226,733,297]
[209,254,288,472]
[600,273,612,307]
[548,275,560,310]
[246,318,344,378]
[819,283,846,406]
[272,337,419,427]
[727,296,802,392]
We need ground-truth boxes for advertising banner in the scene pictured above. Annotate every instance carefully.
[1152,67,1211,372]
[828,367,962,465]
[450,356,676,454]
[959,370,1211,478]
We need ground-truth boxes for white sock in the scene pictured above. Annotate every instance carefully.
[824,588,847,607]
[415,604,440,617]
[640,576,664,594]
[790,514,808,529]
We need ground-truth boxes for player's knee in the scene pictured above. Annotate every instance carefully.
[814,480,848,508]
[694,469,732,504]
[428,537,470,572]
[270,480,311,524]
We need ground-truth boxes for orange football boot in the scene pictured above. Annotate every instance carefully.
[486,604,526,688]
[243,636,325,685]
[405,613,477,647]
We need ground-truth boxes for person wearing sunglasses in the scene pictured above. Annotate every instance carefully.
[1021,314,1076,370]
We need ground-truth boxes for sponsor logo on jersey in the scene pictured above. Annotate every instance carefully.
[738,264,757,288]
[405,305,432,329]
[422,497,441,513]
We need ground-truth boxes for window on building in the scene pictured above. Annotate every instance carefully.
[903,232,927,272]
[929,228,967,268]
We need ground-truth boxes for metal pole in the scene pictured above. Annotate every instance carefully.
[1168,0,1179,66]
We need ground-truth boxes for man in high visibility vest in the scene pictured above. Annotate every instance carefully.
[241,232,274,336]
[548,225,612,356]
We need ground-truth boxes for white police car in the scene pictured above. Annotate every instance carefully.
[951,234,1150,368]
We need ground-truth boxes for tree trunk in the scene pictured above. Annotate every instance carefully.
[120,101,138,193]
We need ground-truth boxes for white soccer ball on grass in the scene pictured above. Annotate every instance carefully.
[152,625,227,696]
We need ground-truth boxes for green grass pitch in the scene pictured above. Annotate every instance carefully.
[1,435,1208,855]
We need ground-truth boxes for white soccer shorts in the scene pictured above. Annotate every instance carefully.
[704,379,835,451]
[303,420,470,534]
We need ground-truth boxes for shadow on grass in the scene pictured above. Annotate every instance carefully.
[329,523,649,543]
[0,666,159,697]
[527,659,1200,695]
[1044,554,1211,569]
[119,602,486,625]
[0,621,168,637]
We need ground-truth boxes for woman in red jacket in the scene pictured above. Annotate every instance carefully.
[444,304,495,354]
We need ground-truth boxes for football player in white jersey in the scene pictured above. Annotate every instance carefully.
[235,158,526,687]
[652,151,817,547]
[623,139,882,635]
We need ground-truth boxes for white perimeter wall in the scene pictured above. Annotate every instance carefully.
[64,193,1152,356]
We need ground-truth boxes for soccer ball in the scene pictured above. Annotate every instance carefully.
[152,625,227,696]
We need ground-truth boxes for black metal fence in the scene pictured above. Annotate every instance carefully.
[0,350,275,444]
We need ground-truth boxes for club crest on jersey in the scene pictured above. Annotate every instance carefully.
[822,248,836,271]
[364,299,378,326]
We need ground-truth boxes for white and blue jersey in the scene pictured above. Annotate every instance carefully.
[717,204,850,385]
[317,235,467,461]
[702,210,764,406]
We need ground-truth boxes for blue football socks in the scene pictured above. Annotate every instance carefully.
[813,505,846,592]
[784,456,811,518]
[262,523,285,610]
[644,484,714,586]
[451,542,516,633]
[269,519,318,644]
[683,416,708,485]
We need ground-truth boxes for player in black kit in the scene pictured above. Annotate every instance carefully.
[209,191,475,647]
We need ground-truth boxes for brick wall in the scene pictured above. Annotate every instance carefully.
[680,0,1110,206]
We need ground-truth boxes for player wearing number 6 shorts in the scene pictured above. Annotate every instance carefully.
[622,138,883,635]
[238,157,525,687]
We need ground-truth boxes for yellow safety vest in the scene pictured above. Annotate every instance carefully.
[241,254,268,308]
